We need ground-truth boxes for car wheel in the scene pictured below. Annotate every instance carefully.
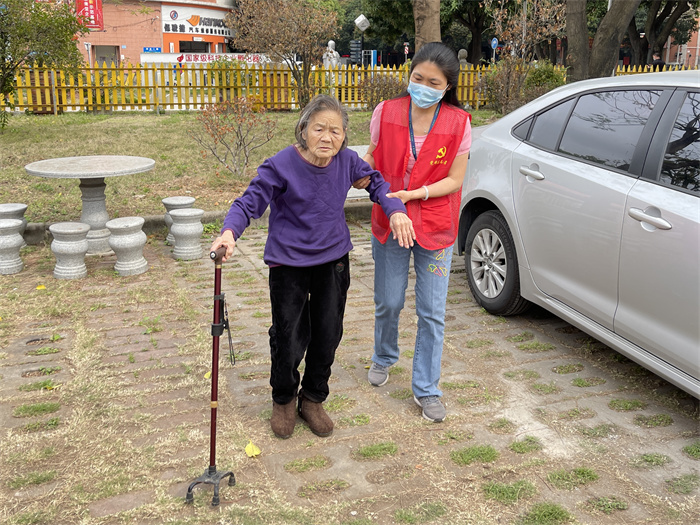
[465,210,530,316]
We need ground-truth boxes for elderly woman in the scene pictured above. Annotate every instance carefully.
[211,95,414,439]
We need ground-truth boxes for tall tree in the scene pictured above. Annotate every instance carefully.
[0,0,87,128]
[641,0,696,62]
[225,0,337,108]
[567,0,642,81]
[414,0,442,51]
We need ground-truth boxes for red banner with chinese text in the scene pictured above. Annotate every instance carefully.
[76,0,104,31]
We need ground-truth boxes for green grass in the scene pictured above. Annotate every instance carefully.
[394,502,447,524]
[506,331,534,343]
[464,338,493,348]
[630,453,671,468]
[503,369,540,381]
[683,440,700,459]
[552,363,584,374]
[665,474,700,494]
[608,398,647,411]
[441,380,480,390]
[450,444,499,465]
[337,414,370,427]
[585,496,628,514]
[297,478,349,498]
[530,382,561,395]
[571,377,606,387]
[547,467,599,489]
[284,455,329,473]
[13,402,61,418]
[436,430,470,445]
[390,388,413,400]
[353,442,397,460]
[519,502,572,525]
[483,480,537,504]
[38,366,61,375]
[18,379,57,392]
[23,417,60,433]
[25,346,60,356]
[489,418,516,434]
[556,407,595,421]
[517,341,556,353]
[633,414,673,427]
[324,394,356,413]
[578,424,615,438]
[509,436,543,454]
[8,470,56,489]
[138,315,162,334]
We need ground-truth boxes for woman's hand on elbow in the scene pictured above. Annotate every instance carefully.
[210,230,236,262]
[353,175,371,190]
[389,212,415,248]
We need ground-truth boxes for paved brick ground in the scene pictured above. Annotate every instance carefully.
[1,222,698,525]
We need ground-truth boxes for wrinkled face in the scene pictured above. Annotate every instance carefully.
[302,110,345,163]
[410,60,449,92]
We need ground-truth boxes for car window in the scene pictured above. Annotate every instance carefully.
[528,98,575,151]
[660,92,699,193]
[512,118,532,141]
[558,90,661,172]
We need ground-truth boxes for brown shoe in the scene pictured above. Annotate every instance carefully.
[298,394,333,437]
[270,399,297,439]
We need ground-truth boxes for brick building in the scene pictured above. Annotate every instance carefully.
[75,0,234,66]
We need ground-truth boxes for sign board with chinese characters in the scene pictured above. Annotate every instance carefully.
[143,47,162,53]
[76,0,104,31]
[139,53,270,65]
[161,5,232,39]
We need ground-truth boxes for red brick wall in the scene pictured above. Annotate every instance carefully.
[75,1,232,65]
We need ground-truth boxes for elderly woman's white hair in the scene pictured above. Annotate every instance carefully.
[295,95,349,151]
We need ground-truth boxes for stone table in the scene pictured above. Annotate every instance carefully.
[25,156,155,254]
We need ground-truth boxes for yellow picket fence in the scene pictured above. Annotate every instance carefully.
[0,62,491,114]
[3,62,695,115]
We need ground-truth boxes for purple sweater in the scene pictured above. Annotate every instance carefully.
[222,145,406,267]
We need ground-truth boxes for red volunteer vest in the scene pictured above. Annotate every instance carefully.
[372,96,470,250]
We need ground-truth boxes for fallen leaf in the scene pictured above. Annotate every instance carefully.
[204,371,211,379]
[245,440,261,458]
[36,285,46,290]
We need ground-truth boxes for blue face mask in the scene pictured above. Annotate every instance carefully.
[407,81,446,108]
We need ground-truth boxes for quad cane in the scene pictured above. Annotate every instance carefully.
[185,246,235,506]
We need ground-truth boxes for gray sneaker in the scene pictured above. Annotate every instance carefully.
[414,395,446,422]
[368,362,389,386]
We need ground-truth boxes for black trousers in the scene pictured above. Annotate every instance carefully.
[268,253,350,405]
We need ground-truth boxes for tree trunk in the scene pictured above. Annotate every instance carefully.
[566,0,589,82]
[413,0,441,52]
[627,18,642,66]
[589,0,642,78]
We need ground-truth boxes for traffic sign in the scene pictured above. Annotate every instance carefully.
[404,42,409,55]
[491,37,498,50]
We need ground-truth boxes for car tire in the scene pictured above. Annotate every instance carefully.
[465,210,530,316]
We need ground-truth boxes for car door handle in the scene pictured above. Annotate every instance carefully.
[519,166,545,180]
[628,207,672,230]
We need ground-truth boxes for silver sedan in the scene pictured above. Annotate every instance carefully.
[458,70,700,398]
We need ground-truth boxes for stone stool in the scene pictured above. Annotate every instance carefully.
[162,196,195,245]
[170,208,203,261]
[105,217,148,276]
[0,219,24,275]
[0,203,28,247]
[49,222,90,279]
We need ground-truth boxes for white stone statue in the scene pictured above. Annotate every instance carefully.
[323,40,340,68]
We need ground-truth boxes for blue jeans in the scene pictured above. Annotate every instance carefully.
[371,236,454,398]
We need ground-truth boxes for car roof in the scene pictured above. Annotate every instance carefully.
[486,70,700,131]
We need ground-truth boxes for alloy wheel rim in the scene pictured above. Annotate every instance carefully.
[470,228,507,298]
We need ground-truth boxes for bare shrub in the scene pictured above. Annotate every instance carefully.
[359,74,407,111]
[190,97,276,179]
